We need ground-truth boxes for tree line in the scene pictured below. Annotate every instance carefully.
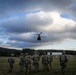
[0,47,76,56]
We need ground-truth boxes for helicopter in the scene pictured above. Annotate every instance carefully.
[37,32,42,41]
[34,32,42,41]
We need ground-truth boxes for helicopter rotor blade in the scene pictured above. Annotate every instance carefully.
[40,32,42,35]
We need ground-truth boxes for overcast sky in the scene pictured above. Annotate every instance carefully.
[0,0,76,50]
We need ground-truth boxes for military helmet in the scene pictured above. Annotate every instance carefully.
[20,53,23,56]
[44,51,46,55]
[50,52,52,55]
[26,53,28,55]
[11,54,14,57]
[34,51,37,54]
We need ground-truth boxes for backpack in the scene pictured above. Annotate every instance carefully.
[20,57,25,63]
[60,55,68,63]
[8,58,14,64]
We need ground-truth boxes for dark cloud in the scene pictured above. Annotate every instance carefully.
[0,0,74,19]
[67,5,76,18]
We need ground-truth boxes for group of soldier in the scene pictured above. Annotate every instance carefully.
[8,51,68,74]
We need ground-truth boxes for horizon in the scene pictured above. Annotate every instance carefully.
[0,46,76,51]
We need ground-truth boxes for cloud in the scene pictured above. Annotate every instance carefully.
[0,0,76,49]
[1,11,76,49]
[1,11,53,33]
[0,0,75,19]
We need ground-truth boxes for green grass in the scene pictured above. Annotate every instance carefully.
[0,56,76,75]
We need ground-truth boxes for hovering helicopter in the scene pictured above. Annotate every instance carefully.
[37,32,42,41]
[34,32,42,41]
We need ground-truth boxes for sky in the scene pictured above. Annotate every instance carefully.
[0,0,76,50]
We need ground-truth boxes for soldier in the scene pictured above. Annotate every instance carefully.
[19,53,25,72]
[42,52,49,71]
[24,53,31,73]
[8,54,15,73]
[32,51,40,72]
[48,52,53,70]
[60,51,68,74]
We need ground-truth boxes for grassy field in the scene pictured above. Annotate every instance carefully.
[0,55,76,75]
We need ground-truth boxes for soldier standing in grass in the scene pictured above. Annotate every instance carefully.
[42,52,49,71]
[32,51,40,72]
[60,51,68,74]
[8,54,15,73]
[19,53,25,72]
[24,53,31,73]
[48,52,53,70]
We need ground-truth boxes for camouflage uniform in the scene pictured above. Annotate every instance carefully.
[42,52,49,71]
[60,51,68,74]
[25,53,32,73]
[48,53,53,70]
[32,51,40,72]
[8,54,15,73]
[19,53,25,72]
